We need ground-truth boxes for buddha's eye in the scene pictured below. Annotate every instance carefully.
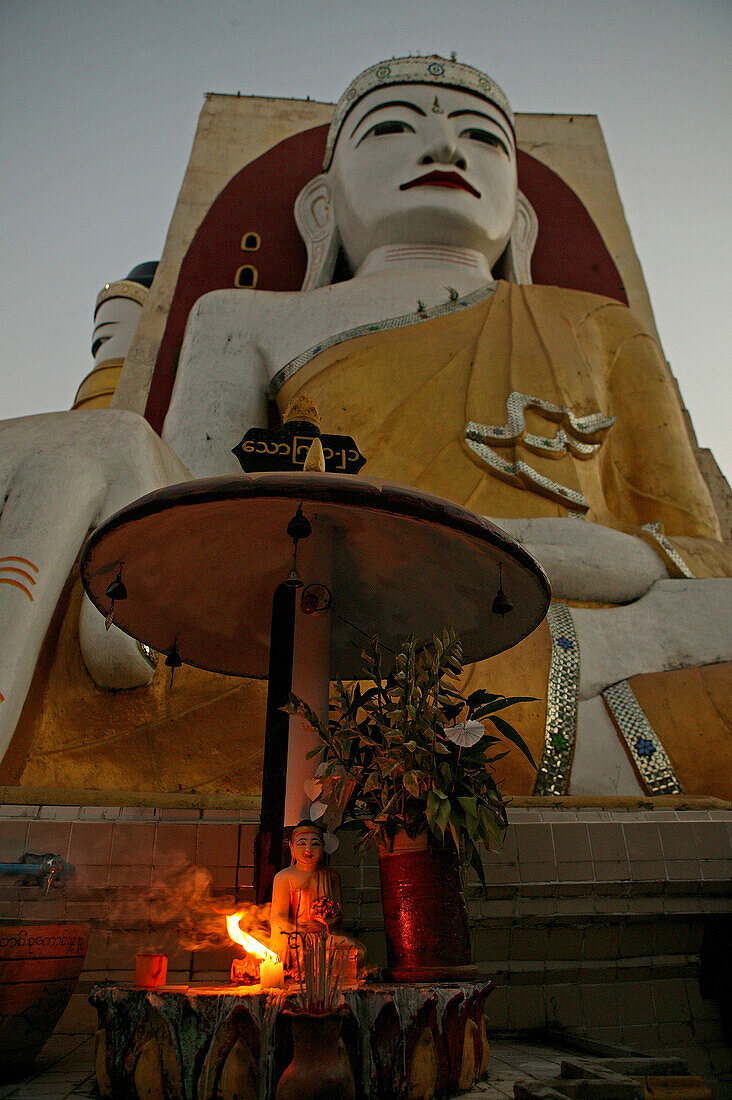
[461,128,510,157]
[91,334,111,358]
[358,119,415,144]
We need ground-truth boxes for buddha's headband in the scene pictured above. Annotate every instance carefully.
[290,822,324,842]
[94,279,147,318]
[323,55,514,171]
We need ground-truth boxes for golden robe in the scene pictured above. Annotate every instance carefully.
[276,282,720,539]
[274,282,731,799]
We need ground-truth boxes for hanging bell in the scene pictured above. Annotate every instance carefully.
[492,562,513,617]
[285,567,303,589]
[492,589,514,617]
[286,503,312,543]
[104,569,127,630]
[164,640,182,688]
[105,575,127,602]
[164,642,182,668]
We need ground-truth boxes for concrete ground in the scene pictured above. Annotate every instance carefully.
[0,1032,724,1099]
[0,1034,96,1100]
[0,1034,566,1100]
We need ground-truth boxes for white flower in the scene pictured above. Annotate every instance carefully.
[304,761,346,802]
[446,720,485,748]
[303,777,323,801]
[323,832,340,854]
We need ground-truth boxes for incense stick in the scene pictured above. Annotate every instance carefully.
[292,930,350,1012]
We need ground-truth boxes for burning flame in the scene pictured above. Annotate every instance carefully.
[226,912,279,962]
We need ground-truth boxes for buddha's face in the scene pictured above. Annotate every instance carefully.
[290,829,324,870]
[328,83,517,272]
[92,296,143,367]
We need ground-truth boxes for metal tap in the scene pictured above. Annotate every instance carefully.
[0,853,69,894]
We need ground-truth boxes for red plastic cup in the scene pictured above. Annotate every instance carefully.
[134,952,168,989]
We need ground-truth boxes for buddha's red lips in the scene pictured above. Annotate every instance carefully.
[399,171,481,198]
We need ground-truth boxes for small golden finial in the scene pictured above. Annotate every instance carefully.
[283,395,320,428]
[303,438,326,472]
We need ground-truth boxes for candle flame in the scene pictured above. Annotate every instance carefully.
[226,913,278,961]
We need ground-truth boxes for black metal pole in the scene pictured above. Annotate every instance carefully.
[253,582,296,904]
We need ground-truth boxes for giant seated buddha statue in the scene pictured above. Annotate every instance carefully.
[0,56,730,802]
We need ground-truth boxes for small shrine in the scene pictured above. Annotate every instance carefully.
[78,391,549,1096]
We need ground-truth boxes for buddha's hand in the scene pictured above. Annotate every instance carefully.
[0,409,190,762]
[299,921,327,934]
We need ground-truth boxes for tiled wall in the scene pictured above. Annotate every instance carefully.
[338,805,731,1084]
[468,807,731,1081]
[338,806,731,952]
[0,801,729,1082]
[0,805,259,1033]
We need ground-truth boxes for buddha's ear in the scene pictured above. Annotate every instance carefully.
[503,189,538,285]
[294,174,340,290]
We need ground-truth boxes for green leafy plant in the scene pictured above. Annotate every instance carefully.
[286,629,536,890]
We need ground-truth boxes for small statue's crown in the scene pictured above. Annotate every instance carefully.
[323,54,513,170]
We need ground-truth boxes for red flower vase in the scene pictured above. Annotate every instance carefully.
[378,831,476,981]
[276,1011,355,1100]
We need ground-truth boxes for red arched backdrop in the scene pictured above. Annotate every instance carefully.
[145,124,628,433]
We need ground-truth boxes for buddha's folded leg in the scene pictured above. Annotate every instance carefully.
[572,578,732,700]
[0,409,191,759]
[71,410,188,689]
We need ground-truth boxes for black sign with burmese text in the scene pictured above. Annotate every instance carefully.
[232,421,366,475]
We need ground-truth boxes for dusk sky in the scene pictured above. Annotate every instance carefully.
[2,0,730,480]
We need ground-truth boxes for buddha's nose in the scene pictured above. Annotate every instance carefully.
[419,130,467,171]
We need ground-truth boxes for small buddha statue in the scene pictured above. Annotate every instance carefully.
[269,821,366,972]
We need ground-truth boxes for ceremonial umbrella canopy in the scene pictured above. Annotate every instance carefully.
[80,472,550,678]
